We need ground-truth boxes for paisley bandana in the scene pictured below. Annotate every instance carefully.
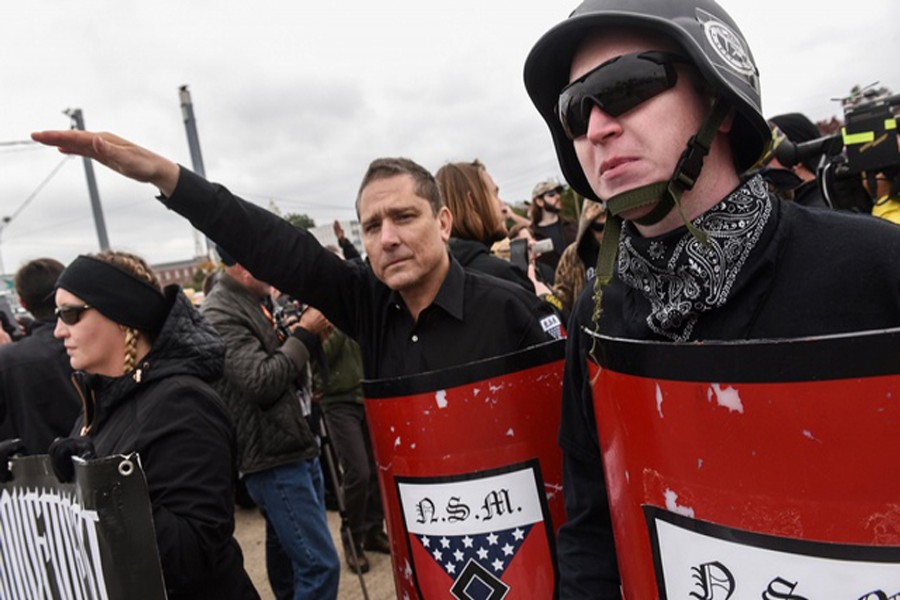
[617,175,773,341]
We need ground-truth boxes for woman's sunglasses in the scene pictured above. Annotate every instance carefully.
[55,304,93,326]
[557,51,689,140]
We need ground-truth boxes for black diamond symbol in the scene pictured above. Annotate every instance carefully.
[450,559,509,600]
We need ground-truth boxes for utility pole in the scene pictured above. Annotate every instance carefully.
[65,108,110,251]
[179,85,210,259]
[0,217,9,275]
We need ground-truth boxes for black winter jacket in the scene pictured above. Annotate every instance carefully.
[449,237,534,292]
[70,287,258,600]
[0,319,80,454]
[200,273,318,475]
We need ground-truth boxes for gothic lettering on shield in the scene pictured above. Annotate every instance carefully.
[396,461,557,599]
[645,506,900,599]
[762,577,809,600]
[690,561,735,600]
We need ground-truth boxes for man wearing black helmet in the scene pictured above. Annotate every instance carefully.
[524,0,900,596]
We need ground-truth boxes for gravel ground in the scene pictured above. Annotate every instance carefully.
[233,505,398,600]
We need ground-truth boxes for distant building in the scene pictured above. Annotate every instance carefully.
[152,257,212,291]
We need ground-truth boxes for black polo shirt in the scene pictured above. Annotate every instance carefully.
[163,168,562,379]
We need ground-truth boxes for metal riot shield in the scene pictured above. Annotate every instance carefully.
[363,340,566,600]
[588,328,900,599]
[0,453,166,599]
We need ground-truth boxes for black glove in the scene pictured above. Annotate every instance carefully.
[48,437,96,483]
[0,438,26,483]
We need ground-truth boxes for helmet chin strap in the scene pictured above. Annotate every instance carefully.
[590,97,732,331]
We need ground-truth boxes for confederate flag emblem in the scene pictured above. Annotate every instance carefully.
[396,461,558,599]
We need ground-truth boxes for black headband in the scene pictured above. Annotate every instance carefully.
[56,255,168,333]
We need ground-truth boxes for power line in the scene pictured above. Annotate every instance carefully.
[0,144,45,156]
[4,197,146,241]
[5,156,72,225]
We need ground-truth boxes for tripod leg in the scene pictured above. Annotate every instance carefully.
[317,411,371,600]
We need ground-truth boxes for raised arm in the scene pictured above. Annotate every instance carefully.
[31,130,180,197]
[33,128,374,342]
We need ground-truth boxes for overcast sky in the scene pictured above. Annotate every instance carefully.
[1,0,897,276]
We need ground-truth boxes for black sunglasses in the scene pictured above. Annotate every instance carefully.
[589,221,606,233]
[55,304,93,326]
[557,51,689,140]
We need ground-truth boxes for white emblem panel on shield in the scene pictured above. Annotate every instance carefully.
[396,460,556,600]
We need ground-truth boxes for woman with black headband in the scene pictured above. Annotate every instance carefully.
[50,250,259,600]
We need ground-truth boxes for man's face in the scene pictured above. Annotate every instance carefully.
[480,169,504,220]
[536,189,561,211]
[359,174,452,293]
[232,265,271,299]
[569,30,710,204]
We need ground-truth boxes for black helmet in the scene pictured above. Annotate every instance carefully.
[524,0,770,203]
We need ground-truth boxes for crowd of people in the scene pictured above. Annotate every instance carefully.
[1,0,898,598]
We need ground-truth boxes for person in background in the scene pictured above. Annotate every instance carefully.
[768,112,828,208]
[0,258,81,454]
[314,322,389,574]
[436,159,535,292]
[201,246,340,600]
[49,250,258,600]
[550,200,607,324]
[332,220,361,261]
[868,170,900,224]
[529,179,578,280]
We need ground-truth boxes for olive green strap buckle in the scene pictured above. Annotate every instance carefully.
[590,213,623,336]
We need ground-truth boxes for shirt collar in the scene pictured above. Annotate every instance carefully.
[387,251,465,321]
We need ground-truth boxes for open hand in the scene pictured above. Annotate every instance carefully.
[31,130,181,196]
[333,219,345,241]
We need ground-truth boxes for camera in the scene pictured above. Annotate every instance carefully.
[841,86,900,175]
[773,84,900,212]
[272,298,305,340]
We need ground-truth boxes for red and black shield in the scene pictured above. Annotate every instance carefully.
[364,340,565,599]
[588,328,900,599]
